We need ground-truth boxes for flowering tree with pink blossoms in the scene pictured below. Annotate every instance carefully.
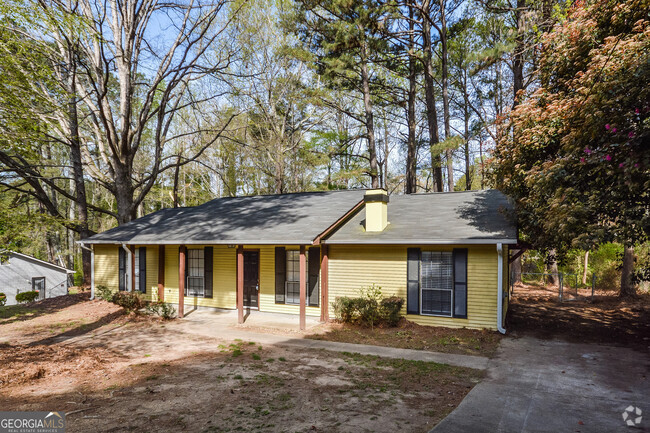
[493,0,649,296]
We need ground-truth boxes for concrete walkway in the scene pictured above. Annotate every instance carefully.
[169,309,489,370]
[431,336,650,433]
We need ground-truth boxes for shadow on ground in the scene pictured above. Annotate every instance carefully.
[508,291,650,352]
[0,293,91,325]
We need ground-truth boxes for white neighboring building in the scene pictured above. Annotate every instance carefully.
[0,252,74,305]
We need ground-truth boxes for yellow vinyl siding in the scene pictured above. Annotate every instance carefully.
[254,245,321,317]
[164,245,180,305]
[163,245,237,309]
[94,245,119,290]
[328,244,499,330]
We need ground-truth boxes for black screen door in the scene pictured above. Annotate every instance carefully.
[243,251,259,308]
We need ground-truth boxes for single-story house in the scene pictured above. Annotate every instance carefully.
[81,189,517,332]
[0,251,74,305]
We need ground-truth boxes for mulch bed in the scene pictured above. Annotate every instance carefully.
[308,319,502,357]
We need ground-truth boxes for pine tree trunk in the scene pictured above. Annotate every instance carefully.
[512,0,525,107]
[463,75,471,191]
[440,0,453,191]
[421,1,442,192]
[620,246,636,297]
[360,45,379,189]
[582,250,589,285]
[405,5,417,194]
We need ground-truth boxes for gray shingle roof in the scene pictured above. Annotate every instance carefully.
[324,190,517,244]
[84,190,366,245]
[83,189,517,246]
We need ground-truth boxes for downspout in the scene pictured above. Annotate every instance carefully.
[497,243,506,334]
[79,243,95,300]
[121,243,132,292]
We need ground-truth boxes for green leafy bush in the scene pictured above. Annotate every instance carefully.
[0,292,6,307]
[146,301,176,319]
[111,291,145,313]
[15,291,39,303]
[332,285,404,328]
[96,285,115,301]
[380,296,404,326]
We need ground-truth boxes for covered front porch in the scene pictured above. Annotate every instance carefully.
[95,243,330,330]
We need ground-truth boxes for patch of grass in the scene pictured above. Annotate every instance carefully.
[251,353,261,360]
[145,375,160,381]
[0,305,37,320]
[234,374,243,380]
[232,349,242,358]
[265,358,274,363]
[278,357,286,362]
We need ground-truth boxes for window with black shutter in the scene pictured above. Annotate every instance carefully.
[186,249,204,296]
[452,249,468,318]
[407,249,468,318]
[204,247,213,298]
[285,250,301,304]
[308,247,320,307]
[275,247,286,304]
[138,247,146,293]
[118,247,127,291]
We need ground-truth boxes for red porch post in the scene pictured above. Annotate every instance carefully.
[178,245,186,318]
[158,245,165,302]
[320,245,329,322]
[237,245,244,324]
[299,245,306,330]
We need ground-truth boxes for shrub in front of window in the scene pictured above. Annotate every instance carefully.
[0,292,6,307]
[332,285,404,328]
[111,291,146,313]
[96,285,115,302]
[15,290,39,303]
[380,296,404,326]
[146,301,176,319]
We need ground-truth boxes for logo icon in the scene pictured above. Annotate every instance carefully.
[622,406,642,426]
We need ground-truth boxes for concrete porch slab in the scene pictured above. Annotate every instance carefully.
[180,308,322,332]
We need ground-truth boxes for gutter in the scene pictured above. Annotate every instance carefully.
[121,243,133,292]
[496,243,506,334]
[79,243,95,300]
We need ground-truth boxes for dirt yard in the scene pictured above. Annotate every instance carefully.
[0,295,482,432]
[508,283,650,352]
